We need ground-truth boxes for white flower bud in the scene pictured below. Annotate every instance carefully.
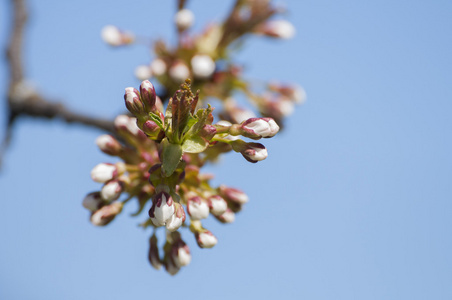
[220,185,249,204]
[82,192,102,212]
[187,197,209,220]
[241,143,268,162]
[90,201,123,226]
[100,180,123,201]
[171,241,191,268]
[114,115,141,136]
[217,209,235,223]
[150,59,167,76]
[208,195,228,216]
[90,163,117,183]
[196,230,218,248]
[169,62,190,82]
[174,9,194,31]
[191,54,216,78]
[134,65,152,80]
[242,118,279,138]
[100,25,133,46]
[166,203,186,232]
[149,192,175,226]
[264,20,295,39]
[95,134,122,156]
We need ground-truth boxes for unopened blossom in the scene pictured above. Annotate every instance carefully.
[171,240,191,267]
[166,203,186,232]
[164,258,180,276]
[114,115,141,136]
[91,163,118,183]
[148,235,162,270]
[82,192,103,212]
[90,201,123,226]
[208,195,228,216]
[260,20,295,39]
[150,59,167,76]
[169,61,190,82]
[175,9,194,31]
[100,180,123,201]
[101,25,134,46]
[95,134,122,156]
[191,54,216,78]
[240,143,268,163]
[124,87,145,115]
[217,208,235,223]
[241,117,279,138]
[187,196,209,220]
[149,192,175,226]
[134,65,152,80]
[219,185,249,204]
[195,230,218,248]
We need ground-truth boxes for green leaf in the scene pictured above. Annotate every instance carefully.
[149,112,164,130]
[161,138,183,176]
[182,135,209,153]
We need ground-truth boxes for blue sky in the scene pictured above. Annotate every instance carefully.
[0,0,451,299]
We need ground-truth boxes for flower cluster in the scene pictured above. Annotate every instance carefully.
[83,79,279,274]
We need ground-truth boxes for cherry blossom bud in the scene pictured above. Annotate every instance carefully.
[150,59,167,76]
[195,230,218,248]
[259,20,295,39]
[100,180,124,201]
[148,192,175,226]
[175,9,194,31]
[269,83,306,104]
[240,142,268,163]
[216,208,235,223]
[139,80,157,111]
[82,192,103,212]
[199,124,217,142]
[101,25,134,46]
[208,195,228,216]
[95,134,122,156]
[191,54,216,78]
[171,240,191,267]
[134,65,152,81]
[141,120,162,139]
[90,201,123,226]
[148,235,162,270]
[164,258,180,276]
[114,115,143,137]
[241,117,279,139]
[169,61,190,82]
[91,163,118,183]
[187,196,209,220]
[124,87,145,116]
[224,99,256,123]
[219,185,249,204]
[166,203,186,232]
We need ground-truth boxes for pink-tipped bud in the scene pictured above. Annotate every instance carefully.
[148,235,162,270]
[195,230,218,249]
[169,61,190,82]
[90,201,123,226]
[216,208,235,223]
[114,115,144,138]
[101,25,134,46]
[219,185,249,204]
[187,196,209,220]
[241,117,279,139]
[139,80,157,111]
[171,240,191,267]
[150,59,167,76]
[82,192,103,212]
[164,258,180,276]
[166,203,186,232]
[148,192,175,226]
[91,163,118,183]
[240,142,268,163]
[269,83,306,104]
[259,20,295,39]
[199,124,217,141]
[208,195,228,216]
[124,87,145,116]
[191,54,216,78]
[174,9,194,31]
[95,134,122,156]
[141,120,162,139]
[100,180,124,202]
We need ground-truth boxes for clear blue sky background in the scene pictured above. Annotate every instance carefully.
[1,0,451,299]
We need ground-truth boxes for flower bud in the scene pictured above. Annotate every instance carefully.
[195,230,218,248]
[219,185,249,204]
[90,201,123,226]
[134,65,152,81]
[91,163,118,183]
[124,87,145,116]
[191,54,216,78]
[141,120,162,139]
[148,235,162,270]
[216,208,235,223]
[95,134,122,156]
[114,115,144,138]
[259,20,295,39]
[187,196,209,220]
[166,203,186,232]
[208,195,228,216]
[164,258,180,276]
[269,83,306,104]
[150,59,167,76]
[100,180,124,202]
[101,25,134,46]
[169,61,190,82]
[82,192,103,212]
[240,142,268,163]
[241,117,279,139]
[148,192,175,226]
[175,9,194,31]
[199,124,217,142]
[139,80,157,111]
[171,240,191,268]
